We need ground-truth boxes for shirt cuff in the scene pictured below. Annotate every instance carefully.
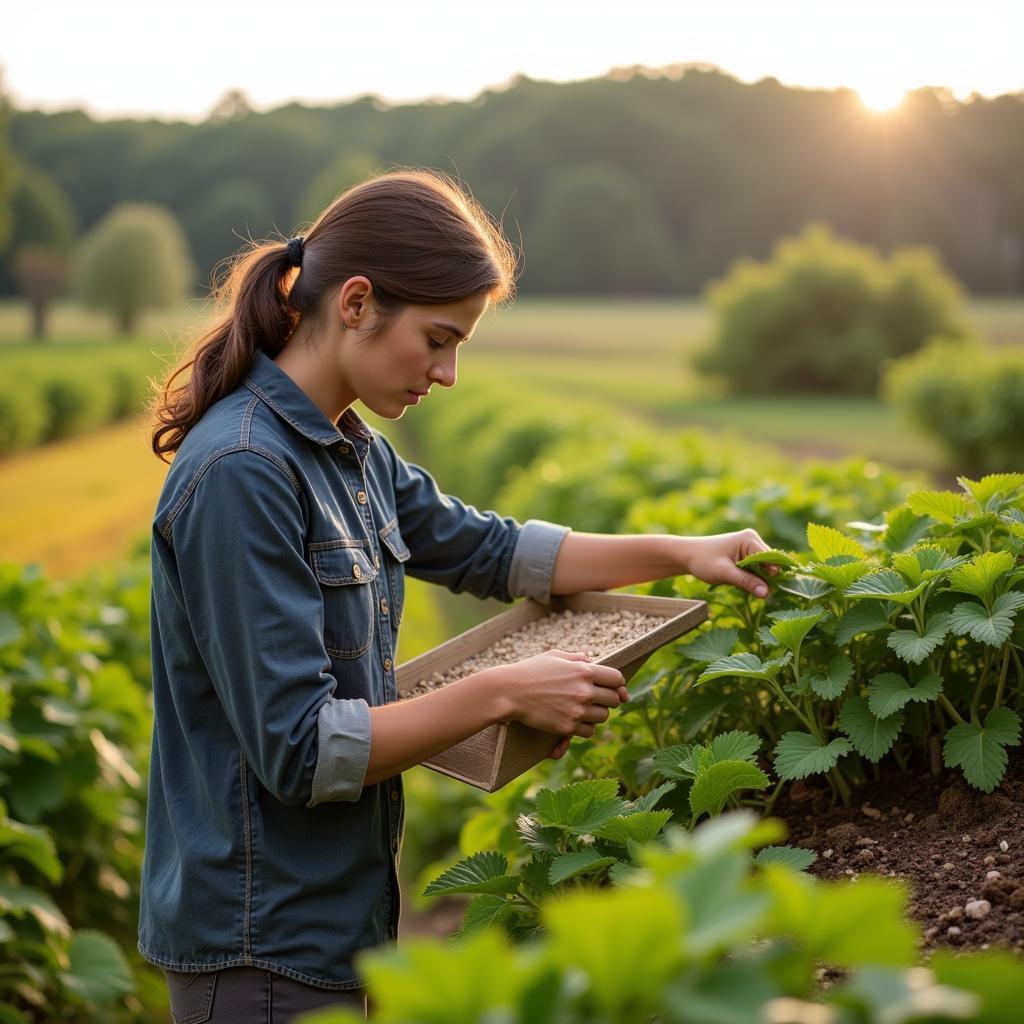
[506,519,571,605]
[307,697,372,807]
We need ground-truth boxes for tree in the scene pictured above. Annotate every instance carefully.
[76,203,193,334]
[14,247,68,339]
[294,150,379,227]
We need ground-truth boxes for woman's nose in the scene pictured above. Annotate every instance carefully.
[429,352,457,388]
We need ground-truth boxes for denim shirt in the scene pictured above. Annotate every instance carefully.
[137,351,569,989]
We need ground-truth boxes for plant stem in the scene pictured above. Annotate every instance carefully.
[969,647,994,726]
[938,693,967,727]
[762,777,786,815]
[992,645,1011,710]
[829,766,852,807]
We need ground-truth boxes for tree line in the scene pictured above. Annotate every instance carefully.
[2,65,1024,298]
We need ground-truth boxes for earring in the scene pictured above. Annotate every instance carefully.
[340,322,349,331]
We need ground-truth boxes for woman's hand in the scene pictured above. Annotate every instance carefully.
[682,528,778,599]
[488,649,628,759]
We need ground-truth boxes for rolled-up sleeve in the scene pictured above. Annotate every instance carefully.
[169,449,371,808]
[507,519,571,605]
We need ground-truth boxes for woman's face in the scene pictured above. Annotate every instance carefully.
[340,292,489,419]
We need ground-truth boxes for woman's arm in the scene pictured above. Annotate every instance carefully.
[550,529,775,598]
[363,651,627,785]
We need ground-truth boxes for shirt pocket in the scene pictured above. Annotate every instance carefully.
[309,540,378,659]
[378,518,411,628]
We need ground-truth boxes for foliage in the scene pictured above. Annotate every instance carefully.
[76,202,193,334]
[696,222,969,394]
[304,812,1024,1024]
[883,336,1024,475]
[0,560,161,1021]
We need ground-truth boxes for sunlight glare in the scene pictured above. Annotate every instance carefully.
[856,81,908,113]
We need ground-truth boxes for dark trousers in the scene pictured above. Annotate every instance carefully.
[164,966,367,1023]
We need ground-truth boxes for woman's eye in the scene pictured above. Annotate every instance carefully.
[427,337,446,350]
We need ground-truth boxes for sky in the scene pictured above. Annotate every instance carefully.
[4,0,1023,121]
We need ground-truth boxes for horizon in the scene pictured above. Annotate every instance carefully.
[4,0,1023,123]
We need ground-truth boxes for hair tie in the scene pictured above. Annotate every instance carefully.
[286,236,305,268]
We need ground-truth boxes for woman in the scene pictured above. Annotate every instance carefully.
[140,169,774,1022]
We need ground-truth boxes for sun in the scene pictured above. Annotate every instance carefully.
[855,81,908,114]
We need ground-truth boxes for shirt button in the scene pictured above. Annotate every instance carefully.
[380,598,389,614]
[352,564,362,579]
[383,658,392,671]
[357,491,368,504]
[390,789,399,803]
[338,445,350,455]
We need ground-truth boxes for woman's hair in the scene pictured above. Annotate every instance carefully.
[149,169,517,461]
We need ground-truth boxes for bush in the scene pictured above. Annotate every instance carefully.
[0,376,47,455]
[883,337,1024,475]
[696,222,969,394]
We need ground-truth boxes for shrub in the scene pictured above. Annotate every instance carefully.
[696,222,969,394]
[0,376,48,455]
[883,337,1024,475]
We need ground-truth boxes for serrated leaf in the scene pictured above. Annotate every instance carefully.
[652,743,701,780]
[459,894,512,937]
[808,557,873,590]
[754,845,818,872]
[516,814,560,856]
[886,613,952,664]
[689,760,770,821]
[773,732,853,780]
[423,851,520,897]
[845,569,927,606]
[776,575,834,600]
[949,594,1024,647]
[697,652,792,684]
[807,523,865,561]
[0,879,69,937]
[594,810,672,846]
[943,708,1022,792]
[548,849,618,885]
[707,730,761,764]
[908,490,971,525]
[957,473,1024,508]
[883,506,934,552]
[629,781,675,814]
[947,551,1016,603]
[892,546,969,586]
[807,653,854,699]
[736,549,801,570]
[681,627,739,663]
[534,779,629,834]
[839,696,904,761]
[768,608,829,654]
[834,601,894,644]
[59,929,134,1003]
[867,672,943,718]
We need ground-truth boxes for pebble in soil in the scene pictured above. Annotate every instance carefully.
[776,756,1024,956]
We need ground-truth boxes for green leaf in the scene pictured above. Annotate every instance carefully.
[949,593,1024,647]
[593,810,672,846]
[908,489,971,525]
[807,653,854,699]
[423,852,520,897]
[834,601,894,644]
[867,672,943,718]
[630,781,676,813]
[891,546,969,586]
[534,779,629,834]
[689,760,770,821]
[845,569,927,606]
[957,473,1024,508]
[459,894,512,937]
[0,613,22,649]
[768,608,829,654]
[883,506,933,552]
[735,548,801,570]
[754,845,817,872]
[947,551,1016,602]
[697,652,792,684]
[652,743,701,780]
[0,878,69,937]
[681,627,739,663]
[932,949,1024,1024]
[943,708,1021,793]
[516,814,560,856]
[886,613,952,664]
[59,929,134,1003]
[807,523,865,561]
[0,818,62,883]
[773,732,853,780]
[809,557,873,590]
[707,730,761,764]
[548,849,618,885]
[776,575,834,601]
[839,697,904,761]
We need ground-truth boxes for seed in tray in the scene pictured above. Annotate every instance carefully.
[400,609,664,700]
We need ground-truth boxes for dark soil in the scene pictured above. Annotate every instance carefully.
[776,754,1024,955]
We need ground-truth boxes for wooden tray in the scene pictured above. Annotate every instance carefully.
[395,591,708,791]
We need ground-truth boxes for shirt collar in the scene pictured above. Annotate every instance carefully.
[243,350,373,450]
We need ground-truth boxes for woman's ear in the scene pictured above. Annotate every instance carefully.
[337,276,374,329]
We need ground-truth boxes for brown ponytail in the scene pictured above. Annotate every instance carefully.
[149,169,517,462]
